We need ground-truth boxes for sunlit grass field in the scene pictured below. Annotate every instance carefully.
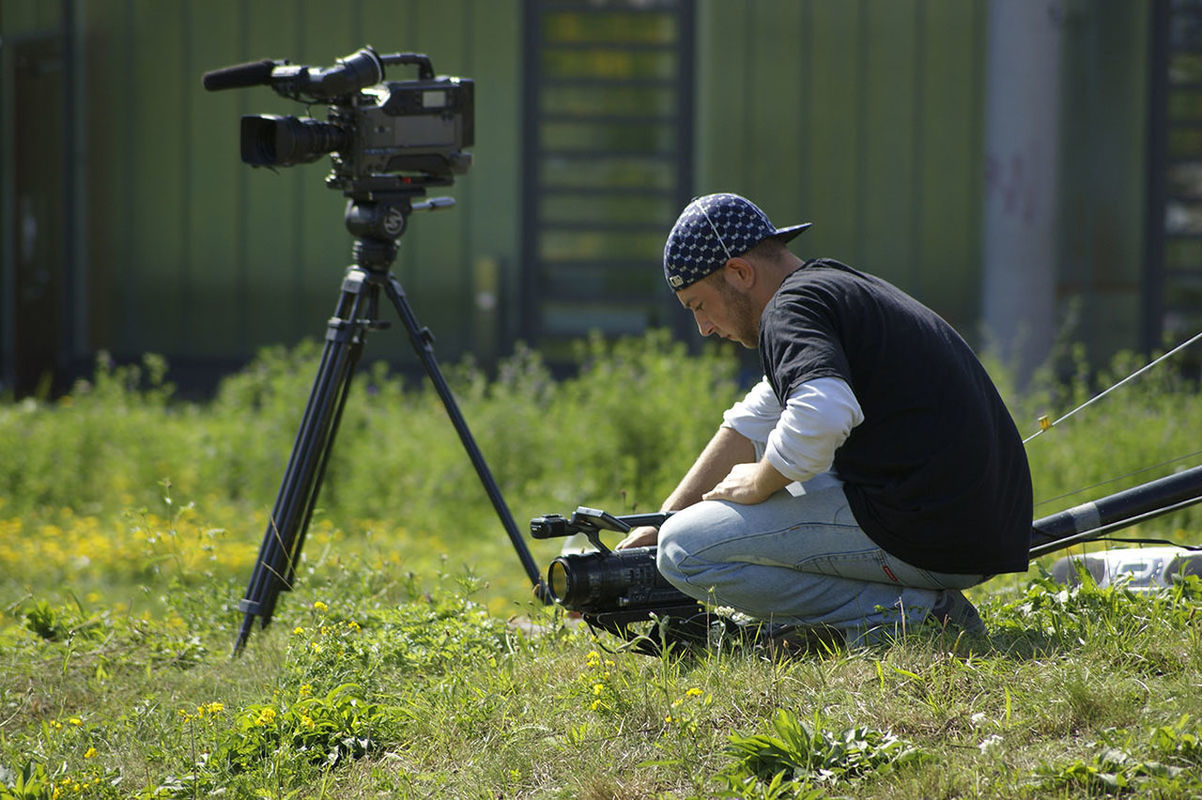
[2,333,1200,798]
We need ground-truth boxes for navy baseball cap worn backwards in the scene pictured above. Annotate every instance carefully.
[663,193,812,290]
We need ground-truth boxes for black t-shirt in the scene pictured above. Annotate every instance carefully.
[759,259,1032,574]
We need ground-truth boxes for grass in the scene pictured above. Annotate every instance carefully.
[1,331,1201,798]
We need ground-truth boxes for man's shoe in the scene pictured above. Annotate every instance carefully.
[764,623,845,656]
[928,589,986,635]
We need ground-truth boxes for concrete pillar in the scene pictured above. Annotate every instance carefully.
[981,0,1064,381]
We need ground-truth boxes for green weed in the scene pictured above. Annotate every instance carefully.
[1,333,1201,798]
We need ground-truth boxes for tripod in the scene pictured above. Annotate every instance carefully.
[233,184,545,655]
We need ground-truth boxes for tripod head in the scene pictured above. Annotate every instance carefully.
[342,182,456,272]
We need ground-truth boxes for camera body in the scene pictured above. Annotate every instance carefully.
[241,75,474,185]
[340,77,474,179]
[531,507,701,616]
[207,47,473,189]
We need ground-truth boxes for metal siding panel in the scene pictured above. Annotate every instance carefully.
[241,3,308,348]
[860,0,919,294]
[0,1,62,32]
[803,0,863,264]
[747,0,804,227]
[188,0,243,358]
[914,0,985,332]
[467,0,523,353]
[695,0,749,192]
[78,0,131,354]
[1057,2,1147,360]
[129,0,188,354]
[359,1,412,62]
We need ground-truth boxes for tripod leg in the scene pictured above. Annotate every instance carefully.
[383,274,547,594]
[233,268,375,655]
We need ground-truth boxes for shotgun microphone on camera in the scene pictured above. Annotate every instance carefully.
[202,47,388,100]
[201,59,282,91]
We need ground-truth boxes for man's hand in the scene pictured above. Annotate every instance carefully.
[702,460,790,504]
[615,525,659,550]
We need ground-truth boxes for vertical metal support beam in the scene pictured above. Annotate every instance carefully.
[1143,0,1170,353]
[518,0,540,346]
[671,0,697,343]
[981,0,1063,381]
[63,0,86,378]
[0,31,11,393]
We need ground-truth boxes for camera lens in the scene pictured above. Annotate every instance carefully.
[241,115,349,167]
[548,559,571,603]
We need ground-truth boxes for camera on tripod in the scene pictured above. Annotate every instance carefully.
[205,46,549,656]
[205,46,473,190]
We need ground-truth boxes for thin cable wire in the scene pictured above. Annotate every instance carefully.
[1033,449,1202,509]
[1023,329,1202,444]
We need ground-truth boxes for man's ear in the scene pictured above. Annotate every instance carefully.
[723,257,756,291]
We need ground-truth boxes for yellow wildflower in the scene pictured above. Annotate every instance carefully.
[84,747,97,759]
[313,600,328,612]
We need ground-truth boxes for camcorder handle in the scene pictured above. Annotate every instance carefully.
[202,47,435,101]
[530,506,672,553]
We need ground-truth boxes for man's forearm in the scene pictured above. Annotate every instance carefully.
[660,426,756,511]
[702,458,791,504]
[615,426,758,550]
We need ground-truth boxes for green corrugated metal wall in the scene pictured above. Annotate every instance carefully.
[0,0,1152,392]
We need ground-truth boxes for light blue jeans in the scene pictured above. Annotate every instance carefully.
[655,473,984,644]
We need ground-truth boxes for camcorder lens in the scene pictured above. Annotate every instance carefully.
[549,559,571,603]
[547,547,694,614]
[240,115,349,167]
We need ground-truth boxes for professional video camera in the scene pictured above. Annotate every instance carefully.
[204,46,473,191]
[531,507,740,654]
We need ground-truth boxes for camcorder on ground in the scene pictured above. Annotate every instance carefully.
[530,507,741,654]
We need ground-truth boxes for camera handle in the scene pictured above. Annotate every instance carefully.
[233,188,547,655]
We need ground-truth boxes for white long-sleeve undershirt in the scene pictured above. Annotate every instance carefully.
[721,376,864,484]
